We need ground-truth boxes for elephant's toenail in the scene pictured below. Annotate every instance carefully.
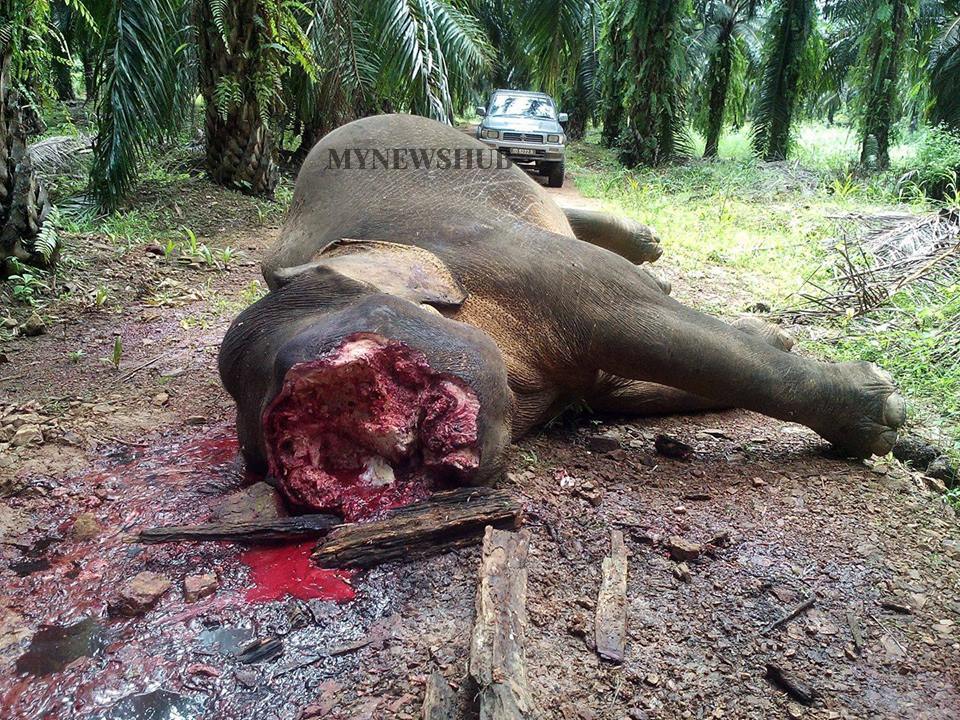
[883,394,906,427]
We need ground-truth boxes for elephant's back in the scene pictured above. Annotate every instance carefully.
[263,114,573,278]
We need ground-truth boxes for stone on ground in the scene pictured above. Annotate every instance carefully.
[109,571,172,616]
[183,573,219,602]
[70,512,101,541]
[21,313,46,337]
[666,536,701,563]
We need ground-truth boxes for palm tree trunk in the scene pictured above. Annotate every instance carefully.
[704,36,733,159]
[0,45,53,267]
[600,3,626,147]
[81,48,96,101]
[858,0,909,170]
[196,0,278,196]
[619,0,685,166]
[53,60,76,102]
[51,0,76,102]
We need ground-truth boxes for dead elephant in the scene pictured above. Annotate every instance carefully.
[219,114,905,520]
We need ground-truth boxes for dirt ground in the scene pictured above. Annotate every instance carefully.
[1,166,959,720]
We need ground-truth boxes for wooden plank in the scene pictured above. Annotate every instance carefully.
[595,529,628,663]
[469,527,534,720]
[422,671,457,720]
[312,487,522,569]
[137,514,340,544]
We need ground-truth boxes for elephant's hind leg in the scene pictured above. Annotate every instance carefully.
[591,317,795,416]
[586,287,905,457]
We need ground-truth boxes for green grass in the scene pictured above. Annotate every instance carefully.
[569,134,891,304]
[567,124,960,458]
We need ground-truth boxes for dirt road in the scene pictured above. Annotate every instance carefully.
[1,168,958,719]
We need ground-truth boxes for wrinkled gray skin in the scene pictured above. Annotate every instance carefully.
[221,114,905,484]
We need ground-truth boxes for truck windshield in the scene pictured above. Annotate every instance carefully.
[489,95,555,120]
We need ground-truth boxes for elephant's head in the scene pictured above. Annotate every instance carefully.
[219,243,512,521]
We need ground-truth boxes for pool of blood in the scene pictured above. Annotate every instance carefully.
[0,428,358,718]
[241,541,355,602]
[264,333,481,521]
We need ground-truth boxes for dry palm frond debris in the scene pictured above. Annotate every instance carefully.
[780,209,960,322]
[27,135,93,176]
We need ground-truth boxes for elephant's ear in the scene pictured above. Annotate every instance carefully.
[271,239,466,308]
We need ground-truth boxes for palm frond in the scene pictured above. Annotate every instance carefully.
[28,134,93,174]
[89,0,194,209]
[519,0,592,95]
[369,0,491,121]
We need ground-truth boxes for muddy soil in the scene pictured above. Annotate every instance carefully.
[1,169,959,720]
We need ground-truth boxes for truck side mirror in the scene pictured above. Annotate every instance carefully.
[558,112,569,123]
[476,107,486,117]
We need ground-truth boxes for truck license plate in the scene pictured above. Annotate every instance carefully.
[512,148,535,155]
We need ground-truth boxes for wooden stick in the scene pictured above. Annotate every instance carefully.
[764,593,816,635]
[595,529,628,663]
[312,487,521,569]
[422,671,457,720]
[469,527,534,720]
[764,662,818,705]
[847,611,864,655]
[137,514,339,544]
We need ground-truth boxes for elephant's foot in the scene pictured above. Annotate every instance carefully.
[263,333,480,520]
[812,362,906,458]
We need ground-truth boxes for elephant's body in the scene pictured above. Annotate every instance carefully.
[262,114,672,432]
[221,114,905,520]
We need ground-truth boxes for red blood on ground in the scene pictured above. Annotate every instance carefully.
[263,333,481,521]
[241,541,355,603]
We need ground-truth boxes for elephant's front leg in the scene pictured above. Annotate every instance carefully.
[563,207,663,264]
[586,289,905,457]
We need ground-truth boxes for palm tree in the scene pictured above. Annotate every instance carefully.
[50,1,78,101]
[465,0,599,139]
[930,6,960,130]
[467,0,530,89]
[1,0,59,267]
[842,0,915,169]
[600,0,629,146]
[88,0,195,209]
[610,0,690,166]
[195,0,315,196]
[691,0,761,158]
[88,0,491,208]
[560,4,601,140]
[519,0,600,139]
[752,0,816,161]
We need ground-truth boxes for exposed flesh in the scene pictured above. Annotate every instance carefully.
[263,334,480,521]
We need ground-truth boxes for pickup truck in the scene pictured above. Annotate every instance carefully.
[475,89,567,187]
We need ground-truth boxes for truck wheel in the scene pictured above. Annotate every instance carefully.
[547,161,565,188]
